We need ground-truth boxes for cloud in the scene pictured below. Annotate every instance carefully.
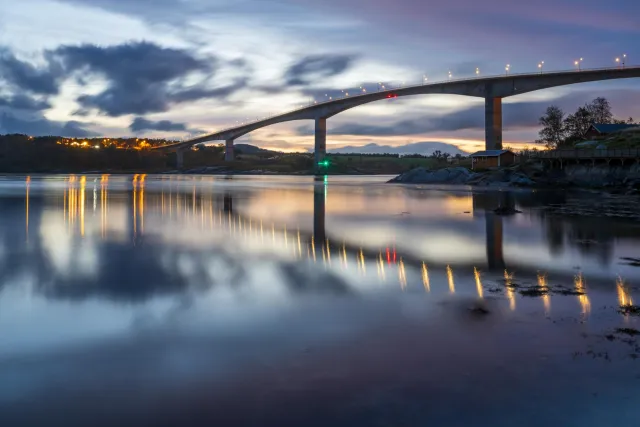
[0,47,62,95]
[0,112,95,137]
[50,42,243,116]
[0,95,50,111]
[285,54,356,86]
[130,117,189,133]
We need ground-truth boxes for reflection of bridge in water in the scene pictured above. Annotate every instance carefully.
[40,174,638,311]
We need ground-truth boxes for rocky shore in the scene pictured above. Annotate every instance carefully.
[389,163,640,194]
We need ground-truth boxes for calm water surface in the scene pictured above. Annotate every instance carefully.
[1,174,639,426]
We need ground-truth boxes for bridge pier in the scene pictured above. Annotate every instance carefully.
[485,97,503,150]
[176,148,185,170]
[225,139,235,161]
[314,117,327,174]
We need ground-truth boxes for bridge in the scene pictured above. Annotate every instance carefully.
[154,67,640,170]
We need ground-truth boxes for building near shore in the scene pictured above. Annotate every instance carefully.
[584,123,639,139]
[470,150,516,170]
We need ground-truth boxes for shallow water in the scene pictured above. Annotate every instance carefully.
[1,174,639,426]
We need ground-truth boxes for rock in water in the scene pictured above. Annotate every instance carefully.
[387,167,472,184]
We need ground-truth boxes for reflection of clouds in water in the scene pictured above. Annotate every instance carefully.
[40,210,99,278]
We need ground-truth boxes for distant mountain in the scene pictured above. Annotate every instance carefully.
[328,142,468,156]
[234,144,277,154]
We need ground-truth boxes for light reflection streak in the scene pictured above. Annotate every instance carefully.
[574,272,590,315]
[79,176,86,237]
[537,272,551,314]
[617,276,634,308]
[25,176,30,241]
[398,258,407,290]
[358,249,366,275]
[474,267,483,298]
[504,270,516,311]
[139,175,146,235]
[422,263,430,292]
[377,253,386,281]
[446,265,455,294]
[342,245,348,269]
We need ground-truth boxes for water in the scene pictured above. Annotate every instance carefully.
[1,174,639,426]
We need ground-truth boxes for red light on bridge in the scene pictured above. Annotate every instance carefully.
[386,93,398,99]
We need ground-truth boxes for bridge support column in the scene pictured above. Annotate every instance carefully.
[314,117,327,174]
[176,148,185,170]
[485,97,503,150]
[225,139,235,161]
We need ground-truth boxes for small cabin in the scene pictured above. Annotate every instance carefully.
[470,150,516,170]
[584,123,638,139]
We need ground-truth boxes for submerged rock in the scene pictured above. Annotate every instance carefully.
[389,166,536,187]
[388,167,472,184]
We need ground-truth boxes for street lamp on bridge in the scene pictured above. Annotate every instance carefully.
[505,64,510,75]
[475,67,480,76]
[574,58,583,71]
[448,70,452,80]
[423,75,428,84]
[538,61,544,73]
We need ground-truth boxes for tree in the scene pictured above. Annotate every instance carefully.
[585,97,613,124]
[614,117,636,124]
[563,106,592,141]
[536,106,566,149]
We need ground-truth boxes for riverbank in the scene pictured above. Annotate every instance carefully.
[389,163,640,195]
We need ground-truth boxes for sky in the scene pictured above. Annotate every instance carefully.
[0,0,639,153]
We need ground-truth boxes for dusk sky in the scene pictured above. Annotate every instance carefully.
[0,0,638,152]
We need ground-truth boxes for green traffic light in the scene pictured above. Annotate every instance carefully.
[318,160,330,167]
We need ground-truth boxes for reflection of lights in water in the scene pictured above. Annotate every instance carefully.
[537,272,551,313]
[504,269,516,311]
[284,225,288,248]
[422,263,430,292]
[100,175,108,238]
[79,176,86,237]
[139,175,145,234]
[358,249,366,275]
[377,253,386,281]
[326,239,331,266]
[617,276,634,307]
[342,245,348,269]
[474,267,483,298]
[574,273,590,315]
[297,230,302,257]
[399,258,407,290]
[132,175,137,237]
[311,237,316,262]
[25,176,31,241]
[260,220,264,243]
[446,265,455,294]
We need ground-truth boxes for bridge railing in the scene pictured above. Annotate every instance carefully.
[172,64,638,146]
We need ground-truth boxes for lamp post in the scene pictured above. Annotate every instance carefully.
[538,61,544,73]
[423,75,428,85]
[475,67,480,76]
[623,53,627,68]
[505,64,510,75]
[574,58,583,71]
[448,70,452,80]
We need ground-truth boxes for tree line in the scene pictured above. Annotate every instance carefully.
[537,97,636,149]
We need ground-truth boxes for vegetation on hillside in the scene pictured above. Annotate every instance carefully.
[537,97,637,149]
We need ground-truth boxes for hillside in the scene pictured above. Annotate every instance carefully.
[328,141,467,156]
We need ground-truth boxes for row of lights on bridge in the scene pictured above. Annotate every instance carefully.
[203,54,631,132]
[322,53,631,102]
